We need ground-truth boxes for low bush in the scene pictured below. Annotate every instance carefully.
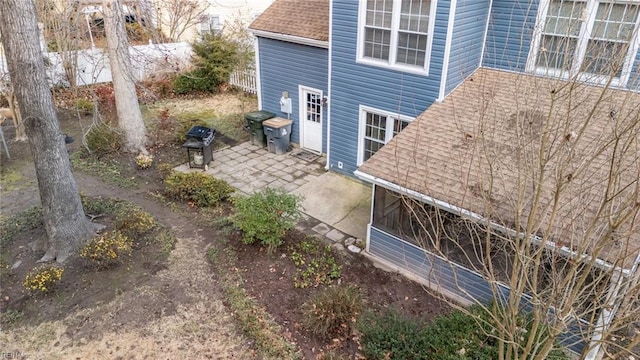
[74,98,94,115]
[302,285,364,339]
[115,207,155,238]
[290,239,341,288]
[231,188,302,252]
[85,123,123,156]
[358,306,570,360]
[173,69,218,95]
[165,171,234,207]
[22,265,64,293]
[80,230,133,268]
[135,153,154,169]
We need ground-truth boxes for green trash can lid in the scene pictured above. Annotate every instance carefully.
[245,110,276,122]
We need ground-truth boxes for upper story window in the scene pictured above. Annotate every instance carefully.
[358,105,413,166]
[528,0,640,87]
[357,0,436,75]
[198,14,223,36]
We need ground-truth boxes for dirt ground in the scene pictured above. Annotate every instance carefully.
[0,93,450,359]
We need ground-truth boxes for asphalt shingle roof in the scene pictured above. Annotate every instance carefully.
[358,68,640,268]
[249,0,329,42]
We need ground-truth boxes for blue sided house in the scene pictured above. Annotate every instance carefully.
[249,0,329,154]
[251,1,640,357]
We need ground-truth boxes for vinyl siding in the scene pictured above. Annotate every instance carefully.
[369,225,587,354]
[444,0,490,95]
[329,0,450,177]
[482,0,538,72]
[257,37,329,152]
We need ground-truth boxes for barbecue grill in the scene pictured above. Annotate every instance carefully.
[182,126,215,169]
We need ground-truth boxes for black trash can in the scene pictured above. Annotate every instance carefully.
[245,110,275,147]
[263,118,292,155]
[182,126,215,169]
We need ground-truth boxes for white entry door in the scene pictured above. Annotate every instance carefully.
[299,86,323,154]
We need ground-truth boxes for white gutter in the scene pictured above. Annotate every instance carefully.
[250,29,329,49]
[438,0,457,102]
[353,169,631,276]
[325,0,333,168]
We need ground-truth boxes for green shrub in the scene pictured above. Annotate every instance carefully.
[173,69,219,95]
[115,207,156,238]
[165,171,234,207]
[80,230,133,268]
[85,123,123,156]
[80,194,124,215]
[22,265,64,293]
[302,285,364,339]
[358,310,430,360]
[231,188,302,252]
[358,306,570,360]
[172,32,239,95]
[74,98,94,115]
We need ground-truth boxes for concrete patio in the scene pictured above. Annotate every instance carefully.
[175,142,371,244]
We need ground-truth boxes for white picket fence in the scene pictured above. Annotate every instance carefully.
[229,69,256,94]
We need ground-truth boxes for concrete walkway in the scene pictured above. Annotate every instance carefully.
[175,142,371,247]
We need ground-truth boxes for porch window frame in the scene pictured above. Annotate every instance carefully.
[356,0,438,76]
[527,0,640,88]
[357,105,413,166]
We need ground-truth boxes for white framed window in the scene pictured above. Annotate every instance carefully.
[357,105,413,166]
[356,0,437,75]
[198,14,223,36]
[527,0,640,87]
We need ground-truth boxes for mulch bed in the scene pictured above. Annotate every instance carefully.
[231,230,451,359]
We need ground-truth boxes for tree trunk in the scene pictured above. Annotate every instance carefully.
[102,0,148,154]
[0,0,99,263]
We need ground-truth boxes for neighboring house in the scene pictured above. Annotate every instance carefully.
[252,0,640,356]
[155,0,274,42]
[249,0,329,154]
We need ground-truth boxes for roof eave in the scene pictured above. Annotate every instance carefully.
[250,29,329,49]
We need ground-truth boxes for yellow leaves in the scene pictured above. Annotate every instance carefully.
[80,230,133,268]
[22,266,64,293]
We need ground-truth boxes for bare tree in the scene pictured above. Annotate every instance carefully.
[0,0,100,263]
[153,0,210,42]
[102,0,148,154]
[35,0,82,87]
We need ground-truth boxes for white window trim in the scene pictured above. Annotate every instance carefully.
[356,0,438,76]
[198,14,224,35]
[357,105,414,166]
[526,0,640,88]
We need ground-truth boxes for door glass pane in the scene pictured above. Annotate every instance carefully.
[306,93,321,123]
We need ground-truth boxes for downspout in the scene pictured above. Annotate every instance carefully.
[325,0,334,170]
[253,35,263,110]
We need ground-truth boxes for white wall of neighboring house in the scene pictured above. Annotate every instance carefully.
[156,0,274,42]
